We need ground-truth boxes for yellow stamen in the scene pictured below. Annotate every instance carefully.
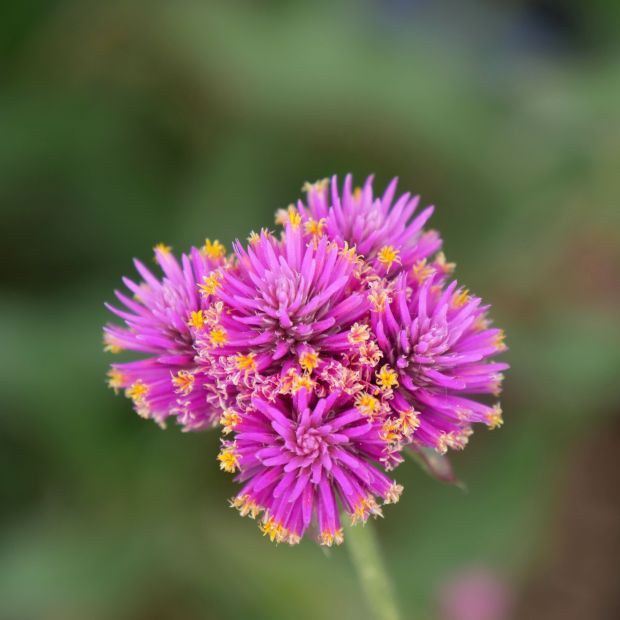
[126,380,148,403]
[172,370,194,396]
[368,280,392,313]
[490,373,504,397]
[320,529,344,547]
[260,516,285,543]
[247,230,260,246]
[220,409,241,435]
[235,352,257,372]
[198,272,222,297]
[209,327,228,347]
[492,329,507,352]
[376,365,399,391]
[153,243,172,255]
[289,209,301,229]
[302,178,329,194]
[350,496,382,525]
[412,259,435,283]
[104,343,123,354]
[348,322,370,345]
[103,333,123,354]
[230,494,262,519]
[353,186,362,201]
[359,341,383,367]
[203,239,226,260]
[275,205,301,229]
[355,392,381,418]
[299,350,319,373]
[187,310,205,329]
[203,301,224,327]
[435,252,456,275]
[291,372,315,394]
[339,241,359,262]
[486,404,504,430]
[377,245,401,272]
[304,218,326,239]
[451,288,470,308]
[399,410,420,437]
[380,419,401,444]
[384,483,404,504]
[218,443,240,473]
[106,369,125,394]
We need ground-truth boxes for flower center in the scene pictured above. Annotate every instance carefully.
[294,426,324,458]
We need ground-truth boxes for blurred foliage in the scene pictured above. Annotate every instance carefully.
[1,1,619,619]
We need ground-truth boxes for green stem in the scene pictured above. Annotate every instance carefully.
[345,519,403,620]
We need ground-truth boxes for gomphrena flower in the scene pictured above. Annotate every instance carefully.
[104,241,227,430]
[292,175,442,277]
[103,173,508,547]
[202,222,370,373]
[371,274,508,454]
[222,389,403,546]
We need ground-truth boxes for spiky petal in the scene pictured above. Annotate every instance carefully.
[104,244,226,429]
[225,389,403,545]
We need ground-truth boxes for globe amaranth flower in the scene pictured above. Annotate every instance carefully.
[103,173,508,547]
[104,241,227,430]
[288,175,443,278]
[371,274,508,454]
[199,222,370,377]
[221,389,403,546]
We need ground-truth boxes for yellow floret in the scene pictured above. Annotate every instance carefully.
[451,288,470,308]
[304,218,326,238]
[203,239,226,260]
[209,327,228,347]
[187,310,205,329]
[198,272,222,297]
[355,392,381,418]
[235,352,257,372]
[299,350,320,373]
[106,369,125,393]
[172,370,195,395]
[126,380,148,403]
[377,245,401,272]
[220,409,241,434]
[218,443,240,473]
[153,243,172,255]
[486,404,504,430]
[412,259,435,283]
[376,365,399,390]
[348,322,370,345]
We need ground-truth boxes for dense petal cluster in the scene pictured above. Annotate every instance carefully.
[226,390,402,545]
[295,175,442,277]
[104,242,226,430]
[104,174,508,546]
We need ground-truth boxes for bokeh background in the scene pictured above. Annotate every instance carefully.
[2,1,619,619]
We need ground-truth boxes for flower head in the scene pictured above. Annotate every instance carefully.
[225,389,403,545]
[297,175,442,277]
[103,173,509,547]
[371,274,508,453]
[203,223,370,374]
[103,244,226,429]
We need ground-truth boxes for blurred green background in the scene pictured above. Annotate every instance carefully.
[2,1,619,619]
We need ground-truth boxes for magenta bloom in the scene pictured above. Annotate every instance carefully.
[296,175,442,277]
[104,242,226,430]
[222,389,403,545]
[203,223,370,373]
[103,173,508,547]
[371,274,508,453]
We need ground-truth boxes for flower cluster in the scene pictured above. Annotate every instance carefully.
[104,175,508,546]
